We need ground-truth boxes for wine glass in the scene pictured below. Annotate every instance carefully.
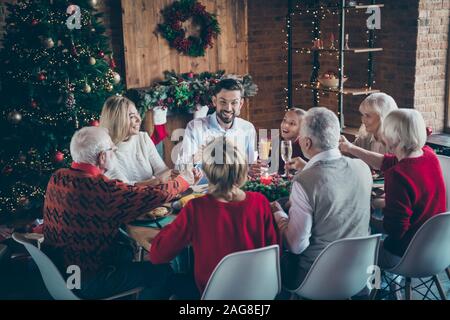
[281,140,293,177]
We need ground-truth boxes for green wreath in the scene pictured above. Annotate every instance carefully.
[157,0,220,57]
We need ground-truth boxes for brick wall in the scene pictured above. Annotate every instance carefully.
[247,0,449,132]
[248,0,288,130]
[414,0,449,132]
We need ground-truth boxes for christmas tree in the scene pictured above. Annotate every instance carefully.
[0,0,123,222]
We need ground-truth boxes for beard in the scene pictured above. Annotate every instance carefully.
[217,110,236,124]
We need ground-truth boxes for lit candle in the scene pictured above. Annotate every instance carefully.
[260,175,273,186]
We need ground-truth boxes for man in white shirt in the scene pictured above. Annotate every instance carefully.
[176,78,261,175]
[271,107,372,290]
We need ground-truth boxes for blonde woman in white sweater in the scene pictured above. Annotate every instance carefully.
[100,95,196,194]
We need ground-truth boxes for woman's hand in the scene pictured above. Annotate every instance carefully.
[339,135,354,155]
[248,160,268,178]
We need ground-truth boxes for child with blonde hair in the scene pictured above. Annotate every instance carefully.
[149,137,280,296]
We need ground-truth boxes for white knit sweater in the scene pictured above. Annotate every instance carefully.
[106,132,169,184]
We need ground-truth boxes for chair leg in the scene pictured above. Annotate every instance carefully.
[289,293,298,300]
[433,275,447,300]
[446,268,450,281]
[370,289,378,300]
[404,277,412,300]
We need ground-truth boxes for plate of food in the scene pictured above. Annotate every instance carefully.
[136,205,172,223]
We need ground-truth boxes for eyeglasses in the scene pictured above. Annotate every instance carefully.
[104,146,118,153]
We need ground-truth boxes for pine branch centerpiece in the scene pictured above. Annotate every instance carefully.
[242,174,292,202]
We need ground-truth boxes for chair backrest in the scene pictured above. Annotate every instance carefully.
[437,155,450,211]
[12,233,80,300]
[294,234,381,300]
[201,245,281,300]
[388,212,450,278]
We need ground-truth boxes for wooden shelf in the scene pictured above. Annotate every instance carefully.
[347,47,383,53]
[299,83,380,96]
[342,87,380,95]
[292,4,384,11]
[291,47,383,53]
[351,4,384,9]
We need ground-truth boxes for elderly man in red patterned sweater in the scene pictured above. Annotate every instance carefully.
[42,126,189,299]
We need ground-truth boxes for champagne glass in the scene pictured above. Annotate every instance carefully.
[258,138,272,177]
[281,140,293,177]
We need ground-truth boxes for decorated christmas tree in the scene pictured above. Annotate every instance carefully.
[0,0,123,221]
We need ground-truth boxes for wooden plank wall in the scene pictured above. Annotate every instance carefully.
[121,0,248,88]
[121,0,249,166]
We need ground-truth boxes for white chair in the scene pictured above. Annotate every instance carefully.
[436,155,450,281]
[289,234,382,300]
[437,155,450,211]
[375,212,450,300]
[201,245,281,300]
[12,233,143,300]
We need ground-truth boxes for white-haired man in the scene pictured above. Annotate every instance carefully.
[271,107,372,289]
[42,126,182,299]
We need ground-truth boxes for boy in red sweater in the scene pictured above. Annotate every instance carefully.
[149,137,280,296]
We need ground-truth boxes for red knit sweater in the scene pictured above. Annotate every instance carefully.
[43,162,188,276]
[381,146,446,256]
[149,191,281,294]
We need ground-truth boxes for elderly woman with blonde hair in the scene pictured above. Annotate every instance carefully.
[341,92,398,155]
[100,95,198,193]
[339,109,446,268]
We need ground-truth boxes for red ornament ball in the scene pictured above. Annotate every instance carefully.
[89,120,100,127]
[54,151,64,163]
[37,73,46,81]
[98,50,105,58]
[2,165,13,176]
[31,19,39,26]
[187,72,194,79]
[109,57,117,69]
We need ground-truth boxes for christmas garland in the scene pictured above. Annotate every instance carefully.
[158,0,220,57]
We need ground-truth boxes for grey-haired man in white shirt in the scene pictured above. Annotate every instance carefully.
[271,107,372,290]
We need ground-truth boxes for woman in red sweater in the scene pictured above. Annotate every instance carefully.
[149,137,280,296]
[339,109,446,268]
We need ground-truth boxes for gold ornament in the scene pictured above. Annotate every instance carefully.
[83,84,92,93]
[88,57,96,65]
[106,84,114,92]
[89,0,98,7]
[44,38,55,49]
[112,72,121,84]
[8,111,22,124]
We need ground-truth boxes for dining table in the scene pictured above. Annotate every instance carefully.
[125,184,209,255]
